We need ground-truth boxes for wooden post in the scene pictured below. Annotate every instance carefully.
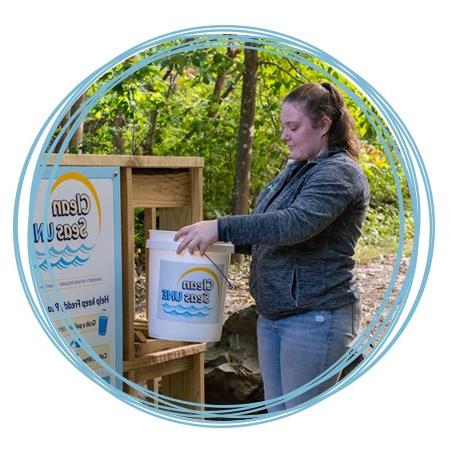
[159,353,205,411]
[160,372,187,405]
[159,207,191,231]
[144,208,156,320]
[121,167,136,395]
[146,378,160,405]
[190,167,203,223]
[186,352,205,411]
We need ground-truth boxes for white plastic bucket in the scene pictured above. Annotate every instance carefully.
[146,230,234,342]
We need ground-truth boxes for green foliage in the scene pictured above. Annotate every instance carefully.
[358,145,414,259]
[73,37,413,260]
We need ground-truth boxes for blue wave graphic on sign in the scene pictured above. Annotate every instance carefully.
[36,244,95,271]
[162,302,213,318]
[36,243,95,258]
[39,255,91,270]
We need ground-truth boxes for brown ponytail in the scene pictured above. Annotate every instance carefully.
[283,82,360,160]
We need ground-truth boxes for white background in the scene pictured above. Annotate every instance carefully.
[1,1,448,448]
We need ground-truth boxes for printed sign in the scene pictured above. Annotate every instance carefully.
[157,259,224,324]
[32,166,122,388]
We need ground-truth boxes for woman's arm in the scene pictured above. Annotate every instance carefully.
[219,161,366,247]
[174,160,367,252]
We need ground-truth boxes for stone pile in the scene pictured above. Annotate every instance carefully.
[204,305,264,405]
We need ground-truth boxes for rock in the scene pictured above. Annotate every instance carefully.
[338,343,374,380]
[242,356,259,373]
[204,344,228,368]
[205,305,264,405]
[223,305,257,335]
[338,353,365,380]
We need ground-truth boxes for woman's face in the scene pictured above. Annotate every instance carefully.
[280,102,330,161]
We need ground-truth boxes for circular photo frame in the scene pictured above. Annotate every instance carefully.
[14,25,434,426]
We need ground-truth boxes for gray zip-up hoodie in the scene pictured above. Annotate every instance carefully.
[218,147,370,319]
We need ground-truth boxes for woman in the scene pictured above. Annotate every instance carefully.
[174,82,370,411]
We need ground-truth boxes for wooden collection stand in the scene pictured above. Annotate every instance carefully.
[54,154,206,410]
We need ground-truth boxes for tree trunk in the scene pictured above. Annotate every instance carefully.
[208,47,240,119]
[69,93,86,153]
[231,45,259,263]
[142,67,174,155]
[53,110,71,153]
[113,114,126,154]
[208,72,226,118]
[142,109,158,155]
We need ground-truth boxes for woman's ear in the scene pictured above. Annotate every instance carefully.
[320,116,332,136]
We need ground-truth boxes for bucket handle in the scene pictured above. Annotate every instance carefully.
[204,251,234,289]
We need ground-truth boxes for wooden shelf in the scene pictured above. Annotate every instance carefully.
[43,154,204,168]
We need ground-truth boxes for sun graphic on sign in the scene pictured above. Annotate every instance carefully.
[51,172,102,230]
[177,267,220,290]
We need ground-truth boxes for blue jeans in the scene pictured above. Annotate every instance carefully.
[257,301,361,412]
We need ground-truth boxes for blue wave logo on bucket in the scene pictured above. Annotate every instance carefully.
[157,260,222,324]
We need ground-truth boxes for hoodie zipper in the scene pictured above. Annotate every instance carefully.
[261,160,314,213]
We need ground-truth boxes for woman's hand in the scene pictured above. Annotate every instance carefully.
[174,220,219,256]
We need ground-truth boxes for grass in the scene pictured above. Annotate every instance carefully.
[355,237,413,265]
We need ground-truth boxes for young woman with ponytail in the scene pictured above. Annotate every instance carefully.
[175,82,370,411]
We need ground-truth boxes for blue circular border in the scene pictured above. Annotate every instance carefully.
[13,25,435,427]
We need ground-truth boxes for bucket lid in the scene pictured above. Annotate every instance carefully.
[146,229,234,254]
